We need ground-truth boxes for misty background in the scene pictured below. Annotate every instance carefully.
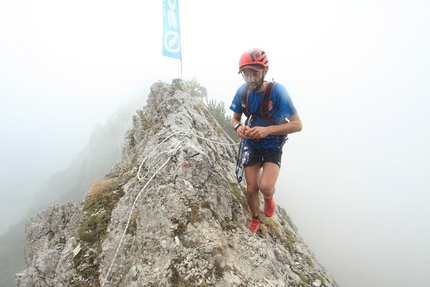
[1,1,429,287]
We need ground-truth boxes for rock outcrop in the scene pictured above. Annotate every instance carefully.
[16,81,338,287]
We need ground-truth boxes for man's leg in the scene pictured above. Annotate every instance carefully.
[260,162,280,217]
[244,163,261,217]
[259,162,280,197]
[244,163,263,233]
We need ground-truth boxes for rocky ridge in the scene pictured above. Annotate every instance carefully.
[16,81,339,287]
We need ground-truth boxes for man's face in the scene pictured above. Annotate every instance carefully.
[241,68,265,92]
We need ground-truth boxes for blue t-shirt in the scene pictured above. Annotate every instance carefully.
[229,82,297,148]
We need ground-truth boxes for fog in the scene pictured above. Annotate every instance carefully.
[1,1,429,286]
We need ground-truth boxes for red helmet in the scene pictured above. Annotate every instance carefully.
[238,48,269,74]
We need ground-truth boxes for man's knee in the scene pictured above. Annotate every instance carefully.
[259,182,275,196]
[246,185,259,195]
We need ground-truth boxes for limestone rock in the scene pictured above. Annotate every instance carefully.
[16,201,83,287]
[16,81,339,287]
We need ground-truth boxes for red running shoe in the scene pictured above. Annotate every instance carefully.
[248,217,261,234]
[264,196,275,217]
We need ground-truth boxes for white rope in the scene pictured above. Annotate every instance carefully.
[138,150,170,181]
[194,134,237,146]
[101,127,237,286]
[102,140,183,287]
[137,131,183,180]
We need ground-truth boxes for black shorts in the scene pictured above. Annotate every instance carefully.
[244,148,283,168]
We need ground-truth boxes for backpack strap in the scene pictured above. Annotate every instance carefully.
[241,82,277,123]
[241,88,251,119]
[260,82,275,122]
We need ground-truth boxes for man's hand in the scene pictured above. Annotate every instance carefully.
[237,125,268,139]
[237,125,250,139]
[245,126,269,139]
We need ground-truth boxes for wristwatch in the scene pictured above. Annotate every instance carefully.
[234,123,242,131]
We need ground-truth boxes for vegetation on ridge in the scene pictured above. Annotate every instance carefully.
[70,178,124,287]
[183,77,239,141]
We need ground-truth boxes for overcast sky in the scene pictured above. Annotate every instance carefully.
[1,1,429,286]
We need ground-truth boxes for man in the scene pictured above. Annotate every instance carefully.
[230,48,302,233]
[198,86,208,104]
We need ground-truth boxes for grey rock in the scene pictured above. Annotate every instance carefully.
[17,81,339,287]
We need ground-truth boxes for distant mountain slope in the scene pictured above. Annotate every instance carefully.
[0,91,146,287]
[0,221,25,287]
[35,92,146,207]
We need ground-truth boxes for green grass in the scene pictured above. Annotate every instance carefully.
[70,178,125,287]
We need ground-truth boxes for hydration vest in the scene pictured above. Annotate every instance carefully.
[241,82,278,124]
[241,82,288,148]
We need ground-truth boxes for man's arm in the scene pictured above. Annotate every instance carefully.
[231,112,250,138]
[231,112,242,129]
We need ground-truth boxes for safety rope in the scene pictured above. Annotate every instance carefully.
[137,131,181,180]
[101,128,238,286]
[102,138,183,287]
[194,133,237,146]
